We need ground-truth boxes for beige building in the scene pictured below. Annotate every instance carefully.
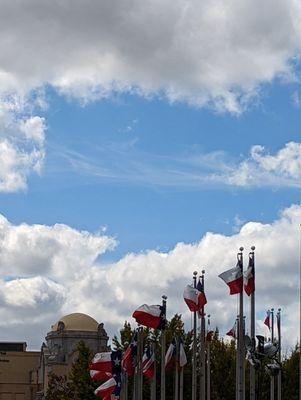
[0,313,109,400]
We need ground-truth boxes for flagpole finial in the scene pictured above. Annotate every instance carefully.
[239,246,244,252]
[162,295,167,300]
[202,269,205,275]
[193,271,198,276]
[278,308,281,312]
[251,245,255,251]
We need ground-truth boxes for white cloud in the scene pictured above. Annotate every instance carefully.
[0,205,299,350]
[0,98,46,192]
[0,1,300,112]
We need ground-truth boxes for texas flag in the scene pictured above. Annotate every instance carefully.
[90,370,112,382]
[264,310,271,330]
[183,283,207,312]
[142,348,155,379]
[219,261,243,295]
[132,304,166,330]
[178,338,187,368]
[165,339,176,370]
[95,374,121,399]
[90,350,122,375]
[244,254,255,296]
[226,322,237,339]
[121,331,137,376]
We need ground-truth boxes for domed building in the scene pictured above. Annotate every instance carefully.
[0,313,109,400]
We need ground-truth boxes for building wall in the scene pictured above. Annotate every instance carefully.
[0,351,40,400]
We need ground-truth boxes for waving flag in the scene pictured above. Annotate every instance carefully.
[95,376,117,399]
[264,310,271,330]
[183,282,207,312]
[121,331,137,376]
[90,350,122,375]
[165,339,176,370]
[132,304,166,330]
[142,347,155,379]
[179,338,187,368]
[226,322,237,339]
[90,370,112,382]
[244,254,255,296]
[219,261,243,295]
[90,352,112,372]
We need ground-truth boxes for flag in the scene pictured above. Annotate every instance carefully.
[218,261,243,295]
[165,339,176,370]
[142,347,155,379]
[196,279,207,308]
[132,304,166,330]
[90,352,112,373]
[90,350,122,375]
[244,253,255,296]
[121,331,137,376]
[264,310,270,330]
[183,283,207,312]
[179,338,187,368]
[206,330,214,342]
[95,376,118,399]
[90,370,112,382]
[226,322,237,339]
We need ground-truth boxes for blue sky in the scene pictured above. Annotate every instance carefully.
[0,1,301,349]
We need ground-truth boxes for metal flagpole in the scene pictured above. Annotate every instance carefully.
[299,224,301,400]
[199,271,206,400]
[270,308,275,400]
[180,365,184,400]
[123,371,128,400]
[236,315,239,400]
[206,314,211,400]
[192,271,198,400]
[161,295,167,400]
[136,326,143,400]
[238,247,245,400]
[175,337,179,400]
[277,309,281,400]
[151,340,156,400]
[250,246,256,400]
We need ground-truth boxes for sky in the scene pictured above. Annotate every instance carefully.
[0,0,301,351]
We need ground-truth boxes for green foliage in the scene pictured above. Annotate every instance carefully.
[45,374,72,400]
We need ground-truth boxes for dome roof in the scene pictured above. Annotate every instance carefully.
[51,313,99,332]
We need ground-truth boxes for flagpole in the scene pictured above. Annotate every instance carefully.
[151,339,156,400]
[238,247,245,400]
[199,270,206,400]
[136,326,143,400]
[180,364,184,400]
[250,246,256,400]
[175,337,179,400]
[192,271,198,400]
[161,295,167,400]
[277,309,281,400]
[206,314,211,400]
[236,314,239,400]
[270,308,275,400]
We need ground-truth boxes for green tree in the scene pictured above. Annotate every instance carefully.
[68,340,98,400]
[45,374,72,400]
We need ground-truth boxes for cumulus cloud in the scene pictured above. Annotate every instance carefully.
[0,205,299,350]
[0,98,46,192]
[0,1,301,112]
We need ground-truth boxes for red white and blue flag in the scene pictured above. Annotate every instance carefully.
[121,331,137,376]
[90,370,112,382]
[183,282,207,312]
[90,350,122,375]
[95,374,121,399]
[264,310,271,330]
[219,261,243,295]
[244,253,255,296]
[178,338,187,368]
[165,338,176,370]
[132,304,166,330]
[142,347,155,379]
[226,321,237,339]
